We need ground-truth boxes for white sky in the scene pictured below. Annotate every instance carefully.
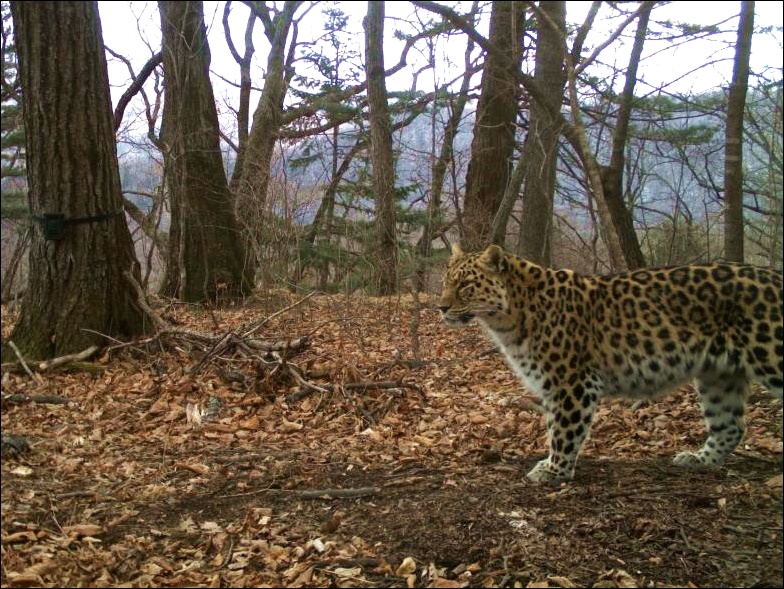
[98,1,784,132]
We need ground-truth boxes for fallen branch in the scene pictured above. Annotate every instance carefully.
[295,487,379,500]
[7,341,39,382]
[115,274,315,372]
[123,270,169,331]
[243,291,319,337]
[246,336,309,353]
[223,486,379,500]
[2,393,71,405]
[2,345,100,376]
[189,334,310,375]
[313,558,384,569]
[285,380,417,404]
[38,345,98,371]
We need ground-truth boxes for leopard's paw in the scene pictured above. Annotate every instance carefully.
[526,459,573,484]
[673,451,721,470]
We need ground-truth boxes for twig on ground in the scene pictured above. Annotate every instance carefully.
[222,486,379,500]
[243,291,319,337]
[7,341,39,382]
[295,487,379,500]
[3,393,71,405]
[2,345,100,377]
[285,380,418,404]
[38,346,98,371]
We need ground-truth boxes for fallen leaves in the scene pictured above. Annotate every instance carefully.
[62,523,103,538]
[1,293,782,588]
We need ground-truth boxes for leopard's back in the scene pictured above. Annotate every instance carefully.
[586,263,783,399]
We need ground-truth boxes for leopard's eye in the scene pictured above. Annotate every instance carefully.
[457,283,474,299]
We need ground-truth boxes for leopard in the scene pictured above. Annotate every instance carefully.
[439,243,783,483]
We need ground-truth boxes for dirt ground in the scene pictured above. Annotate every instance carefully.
[1,292,782,588]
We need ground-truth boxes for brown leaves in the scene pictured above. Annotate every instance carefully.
[1,294,782,587]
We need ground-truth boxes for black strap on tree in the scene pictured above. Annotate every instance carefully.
[32,210,124,241]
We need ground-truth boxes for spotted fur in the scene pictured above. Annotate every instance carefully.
[439,244,783,483]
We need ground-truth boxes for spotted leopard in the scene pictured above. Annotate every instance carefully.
[439,244,783,483]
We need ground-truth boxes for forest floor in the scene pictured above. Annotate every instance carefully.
[1,291,782,588]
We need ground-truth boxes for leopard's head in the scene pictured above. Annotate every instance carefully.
[439,244,510,327]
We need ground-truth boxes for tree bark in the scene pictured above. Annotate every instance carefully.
[724,0,754,263]
[364,1,398,295]
[599,1,653,270]
[157,0,252,302]
[7,0,150,359]
[0,226,29,303]
[517,0,566,265]
[461,1,524,250]
[232,1,300,210]
[223,0,255,192]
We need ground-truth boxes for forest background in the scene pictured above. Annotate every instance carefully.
[2,0,782,332]
[1,3,783,587]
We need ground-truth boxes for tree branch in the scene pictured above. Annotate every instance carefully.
[107,48,163,132]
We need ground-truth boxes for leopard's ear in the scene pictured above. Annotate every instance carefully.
[479,244,506,273]
[450,243,465,260]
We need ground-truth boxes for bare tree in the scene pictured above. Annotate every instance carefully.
[232,1,303,210]
[595,1,653,270]
[414,5,478,291]
[414,0,643,269]
[517,1,566,265]
[364,1,397,295]
[222,0,255,194]
[461,1,525,250]
[724,0,754,262]
[7,0,150,359]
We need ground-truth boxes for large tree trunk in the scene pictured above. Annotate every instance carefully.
[724,0,754,263]
[364,1,398,295]
[7,0,150,359]
[461,1,525,250]
[158,0,252,302]
[517,1,566,265]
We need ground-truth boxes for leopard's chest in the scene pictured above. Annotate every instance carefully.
[482,326,552,394]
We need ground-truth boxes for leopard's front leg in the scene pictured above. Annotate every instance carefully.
[526,383,599,483]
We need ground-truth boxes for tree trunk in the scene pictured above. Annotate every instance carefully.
[769,85,783,271]
[562,34,627,271]
[517,1,566,265]
[364,1,398,295]
[223,0,255,192]
[232,2,300,211]
[7,0,150,359]
[599,1,653,270]
[462,1,524,250]
[157,0,252,303]
[724,0,754,263]
[0,225,29,303]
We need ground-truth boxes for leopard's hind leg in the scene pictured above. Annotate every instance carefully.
[673,370,747,469]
